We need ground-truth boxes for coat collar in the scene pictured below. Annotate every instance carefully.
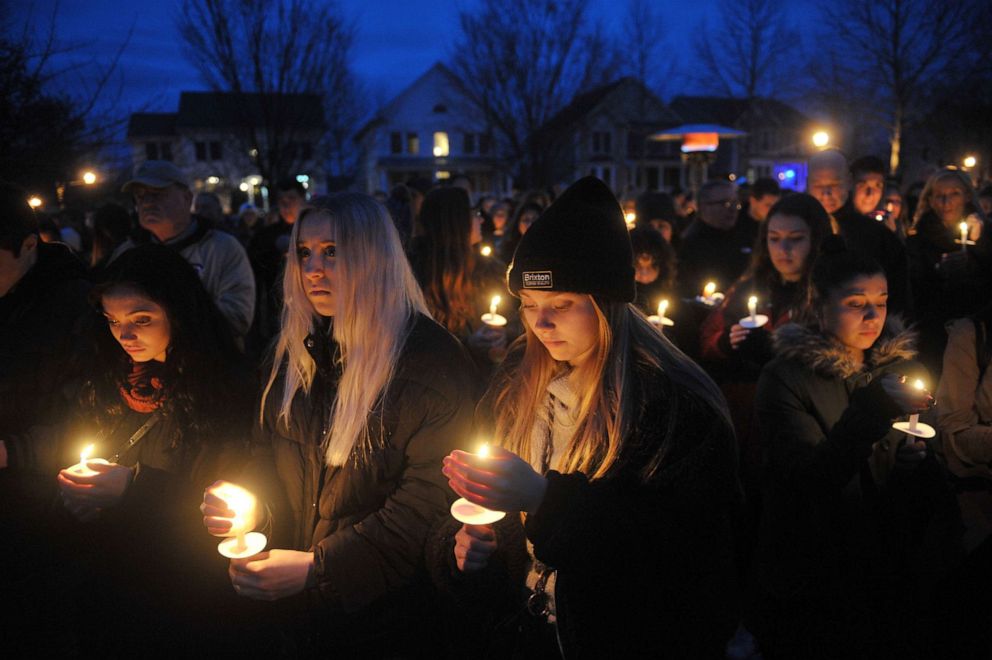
[773,316,916,379]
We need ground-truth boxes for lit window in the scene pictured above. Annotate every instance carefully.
[433,132,449,157]
[407,133,419,154]
[436,170,451,179]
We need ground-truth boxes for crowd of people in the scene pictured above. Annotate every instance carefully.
[2,150,992,658]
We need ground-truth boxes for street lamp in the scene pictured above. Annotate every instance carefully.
[56,169,100,207]
[27,196,43,209]
[963,155,977,169]
[812,131,830,149]
[81,171,97,185]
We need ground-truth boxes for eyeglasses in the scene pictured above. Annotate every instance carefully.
[703,199,741,211]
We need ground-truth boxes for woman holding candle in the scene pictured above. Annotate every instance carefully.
[55,244,255,654]
[203,194,477,656]
[433,176,741,657]
[747,247,962,659]
[907,168,992,377]
[410,186,519,376]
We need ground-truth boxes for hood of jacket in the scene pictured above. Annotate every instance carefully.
[773,316,916,379]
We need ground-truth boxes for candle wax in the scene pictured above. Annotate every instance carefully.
[450,497,506,525]
[481,312,507,327]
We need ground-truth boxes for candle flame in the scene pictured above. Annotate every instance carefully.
[658,299,669,317]
[80,444,94,464]
[748,296,758,307]
[624,212,636,225]
[481,245,493,257]
[703,282,716,298]
[478,443,491,458]
[913,379,925,391]
[489,295,501,316]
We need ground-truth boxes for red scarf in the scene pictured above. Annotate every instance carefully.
[119,361,165,413]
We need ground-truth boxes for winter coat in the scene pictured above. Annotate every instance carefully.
[428,355,742,659]
[748,319,962,659]
[834,202,911,316]
[936,314,992,475]
[113,217,256,338]
[676,218,756,300]
[907,211,992,377]
[246,313,478,655]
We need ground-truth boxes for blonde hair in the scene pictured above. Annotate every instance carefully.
[910,168,984,231]
[493,298,729,481]
[261,193,430,466]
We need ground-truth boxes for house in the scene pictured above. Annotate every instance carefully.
[669,96,813,190]
[354,63,509,197]
[127,92,326,211]
[537,77,684,194]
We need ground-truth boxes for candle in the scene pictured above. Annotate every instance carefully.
[908,379,925,432]
[748,296,758,324]
[480,245,493,257]
[960,221,969,252]
[67,443,109,477]
[703,282,716,299]
[647,299,674,328]
[658,299,669,320]
[481,295,507,327]
[624,211,636,228]
[215,483,267,559]
[450,443,506,525]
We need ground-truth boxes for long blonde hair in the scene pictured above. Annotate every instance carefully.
[910,168,984,231]
[493,298,729,482]
[260,193,430,466]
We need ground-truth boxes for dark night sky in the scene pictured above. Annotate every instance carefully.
[16,0,813,141]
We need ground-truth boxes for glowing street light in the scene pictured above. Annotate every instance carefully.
[812,131,830,148]
[27,196,43,209]
[963,155,977,169]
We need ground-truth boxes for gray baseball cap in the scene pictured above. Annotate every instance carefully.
[122,160,190,193]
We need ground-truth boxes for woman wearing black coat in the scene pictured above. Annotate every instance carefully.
[435,177,740,658]
[201,194,478,656]
[747,249,962,659]
[55,244,254,655]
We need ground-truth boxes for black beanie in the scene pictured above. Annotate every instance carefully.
[507,176,635,301]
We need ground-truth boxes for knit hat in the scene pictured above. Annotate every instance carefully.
[507,176,635,301]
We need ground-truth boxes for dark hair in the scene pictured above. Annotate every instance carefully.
[385,184,414,247]
[629,226,676,289]
[811,238,885,305]
[850,155,886,179]
[90,203,132,268]
[0,181,39,255]
[85,244,247,450]
[978,183,992,199]
[750,177,781,199]
[276,178,306,196]
[635,191,677,225]
[410,187,477,334]
[742,193,832,296]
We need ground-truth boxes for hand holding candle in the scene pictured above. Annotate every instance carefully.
[203,481,267,559]
[739,295,768,329]
[647,299,674,328]
[443,443,547,516]
[697,281,724,306]
[889,376,935,440]
[58,443,131,520]
[481,295,507,327]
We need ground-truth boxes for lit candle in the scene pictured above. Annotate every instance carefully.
[703,282,717,299]
[647,299,674,328]
[450,443,506,525]
[748,296,758,324]
[480,244,493,257]
[68,443,108,477]
[624,211,636,228]
[960,221,969,252]
[908,379,925,433]
[481,295,507,327]
[215,483,267,559]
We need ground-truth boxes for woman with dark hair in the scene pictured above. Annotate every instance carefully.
[411,186,516,374]
[499,201,543,264]
[699,194,832,440]
[432,177,740,658]
[747,248,961,659]
[55,243,254,654]
[907,168,992,377]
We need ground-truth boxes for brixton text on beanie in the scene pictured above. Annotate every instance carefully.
[507,176,635,302]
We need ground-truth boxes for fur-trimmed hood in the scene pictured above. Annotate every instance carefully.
[773,316,917,379]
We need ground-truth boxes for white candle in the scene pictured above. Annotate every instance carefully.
[703,282,717,299]
[960,221,969,252]
[658,299,669,321]
[216,484,268,559]
[481,295,507,327]
[748,296,758,324]
[480,245,493,257]
[450,443,506,525]
[909,379,925,432]
[68,443,108,477]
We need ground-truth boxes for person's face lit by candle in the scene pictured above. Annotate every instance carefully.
[819,273,888,358]
[492,207,509,233]
[520,290,599,369]
[297,213,337,317]
[808,166,848,216]
[634,253,659,285]
[101,285,171,363]
[853,172,885,216]
[518,209,539,236]
[930,178,968,228]
[766,213,811,283]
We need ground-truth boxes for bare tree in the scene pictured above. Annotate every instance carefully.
[449,0,619,187]
[692,0,800,100]
[818,0,992,175]
[620,0,678,100]
[176,0,358,185]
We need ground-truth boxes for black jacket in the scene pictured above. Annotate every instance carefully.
[748,320,962,658]
[676,218,756,299]
[429,355,742,659]
[247,313,478,654]
[834,202,911,316]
